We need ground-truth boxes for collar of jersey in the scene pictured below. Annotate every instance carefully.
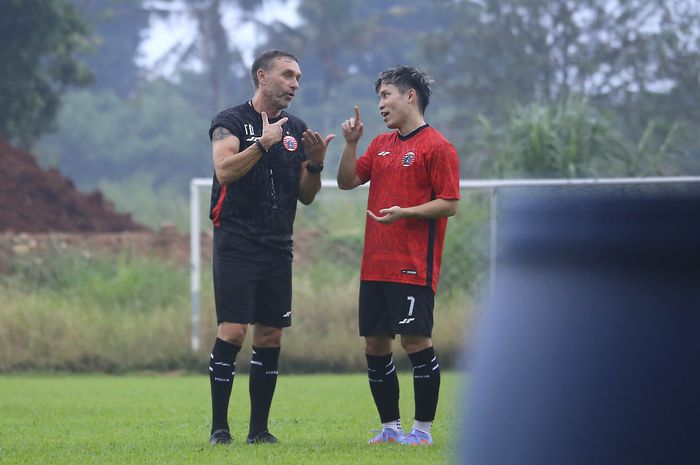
[247,100,287,122]
[397,124,430,141]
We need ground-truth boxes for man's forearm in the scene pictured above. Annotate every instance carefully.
[336,142,359,190]
[401,199,459,219]
[298,168,321,205]
[214,143,265,185]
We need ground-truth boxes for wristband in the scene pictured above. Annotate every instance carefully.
[306,162,324,173]
[255,139,268,154]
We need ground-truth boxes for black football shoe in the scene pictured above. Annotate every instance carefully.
[246,430,279,444]
[209,429,233,446]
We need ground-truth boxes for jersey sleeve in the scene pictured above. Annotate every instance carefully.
[430,141,461,200]
[355,138,378,184]
[209,110,244,141]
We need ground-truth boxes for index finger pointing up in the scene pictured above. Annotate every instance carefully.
[261,111,269,126]
[354,106,361,122]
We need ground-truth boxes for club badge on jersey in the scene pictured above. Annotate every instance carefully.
[283,135,298,151]
[402,151,416,166]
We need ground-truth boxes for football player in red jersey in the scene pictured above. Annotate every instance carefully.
[337,66,460,446]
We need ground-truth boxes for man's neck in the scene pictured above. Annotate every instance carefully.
[398,114,427,137]
[250,94,282,118]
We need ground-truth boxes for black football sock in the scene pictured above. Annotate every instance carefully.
[366,353,401,423]
[408,346,441,422]
[248,346,280,437]
[209,337,240,434]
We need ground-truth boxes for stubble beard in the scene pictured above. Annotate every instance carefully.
[277,91,292,110]
[263,87,292,113]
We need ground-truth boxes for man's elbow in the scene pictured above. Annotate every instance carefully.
[214,160,238,185]
[298,185,319,205]
[337,175,359,190]
[446,200,459,217]
[298,194,315,205]
[214,169,232,186]
[337,179,353,190]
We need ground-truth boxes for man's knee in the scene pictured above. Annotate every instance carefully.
[252,325,283,348]
[217,322,247,346]
[365,335,393,355]
[400,335,432,354]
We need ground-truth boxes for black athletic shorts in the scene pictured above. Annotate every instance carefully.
[359,281,435,337]
[213,227,292,328]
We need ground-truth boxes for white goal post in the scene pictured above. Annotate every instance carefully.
[189,176,700,352]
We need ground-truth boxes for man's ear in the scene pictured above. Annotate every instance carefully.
[257,68,266,86]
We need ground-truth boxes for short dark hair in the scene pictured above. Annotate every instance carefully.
[374,66,434,114]
[251,49,298,88]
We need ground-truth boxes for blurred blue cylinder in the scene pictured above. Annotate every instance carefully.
[463,185,700,465]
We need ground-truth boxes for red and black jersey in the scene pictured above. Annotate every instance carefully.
[356,125,460,293]
[208,102,308,254]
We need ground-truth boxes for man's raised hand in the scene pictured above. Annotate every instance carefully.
[302,130,335,165]
[260,111,288,150]
[342,106,364,144]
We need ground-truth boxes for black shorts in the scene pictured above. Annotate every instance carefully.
[359,281,435,337]
[213,228,292,328]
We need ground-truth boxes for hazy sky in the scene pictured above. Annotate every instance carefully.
[138,0,301,75]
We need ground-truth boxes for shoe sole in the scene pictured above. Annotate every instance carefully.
[369,438,398,444]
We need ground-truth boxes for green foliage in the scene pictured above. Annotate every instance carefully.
[474,99,684,178]
[4,252,188,313]
[439,192,491,295]
[31,0,698,230]
[0,0,92,147]
[0,373,462,464]
[294,189,367,269]
[0,253,193,372]
[423,0,700,161]
[37,79,211,193]
[0,238,476,372]
[620,120,686,177]
[99,173,192,230]
[75,0,150,96]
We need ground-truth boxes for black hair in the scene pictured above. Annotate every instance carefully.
[251,49,298,88]
[374,65,434,113]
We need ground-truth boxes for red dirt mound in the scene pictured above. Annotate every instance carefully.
[0,139,144,232]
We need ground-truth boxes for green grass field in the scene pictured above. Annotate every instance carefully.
[0,372,465,465]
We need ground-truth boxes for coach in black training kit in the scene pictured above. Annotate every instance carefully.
[206,49,334,446]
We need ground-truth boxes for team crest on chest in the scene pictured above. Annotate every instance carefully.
[283,135,298,151]
[402,151,416,166]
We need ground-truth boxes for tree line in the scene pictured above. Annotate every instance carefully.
[2,0,698,227]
